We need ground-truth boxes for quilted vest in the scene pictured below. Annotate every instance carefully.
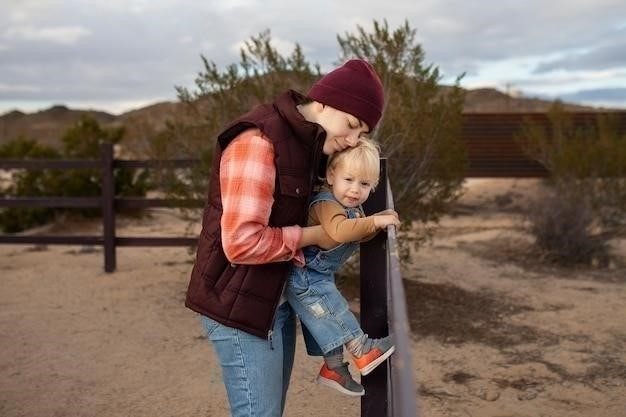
[185,90,326,338]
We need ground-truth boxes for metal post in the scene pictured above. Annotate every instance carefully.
[360,158,389,417]
[101,143,116,272]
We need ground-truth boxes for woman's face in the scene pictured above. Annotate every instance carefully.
[317,105,370,155]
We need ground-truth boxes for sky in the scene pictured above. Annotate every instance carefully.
[1,0,626,115]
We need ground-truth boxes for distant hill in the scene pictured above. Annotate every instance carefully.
[0,87,616,149]
[0,105,118,148]
[461,88,600,113]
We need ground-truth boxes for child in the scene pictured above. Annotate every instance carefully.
[285,137,400,396]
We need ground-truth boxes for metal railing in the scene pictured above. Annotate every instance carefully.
[360,159,419,417]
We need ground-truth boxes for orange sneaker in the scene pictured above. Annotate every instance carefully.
[316,363,365,396]
[352,336,395,376]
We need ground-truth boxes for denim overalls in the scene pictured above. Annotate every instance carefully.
[285,191,365,354]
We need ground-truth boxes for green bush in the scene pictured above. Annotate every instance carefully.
[526,187,608,265]
[0,116,150,233]
[518,102,626,265]
[0,137,61,232]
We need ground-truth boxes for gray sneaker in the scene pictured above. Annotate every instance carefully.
[316,362,365,396]
[352,335,395,376]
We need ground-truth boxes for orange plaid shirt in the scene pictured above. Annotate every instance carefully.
[220,129,305,266]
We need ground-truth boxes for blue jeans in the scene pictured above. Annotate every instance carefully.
[200,302,322,417]
[285,263,364,355]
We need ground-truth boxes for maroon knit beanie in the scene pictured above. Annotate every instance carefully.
[307,59,384,130]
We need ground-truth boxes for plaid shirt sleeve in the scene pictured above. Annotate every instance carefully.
[220,129,305,265]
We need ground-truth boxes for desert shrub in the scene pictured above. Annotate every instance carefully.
[526,187,608,265]
[518,102,626,265]
[0,116,150,233]
[0,137,60,232]
[57,116,150,216]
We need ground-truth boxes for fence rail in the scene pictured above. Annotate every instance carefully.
[0,143,202,271]
[385,176,420,417]
[360,159,419,417]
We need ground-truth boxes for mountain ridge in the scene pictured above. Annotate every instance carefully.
[0,87,619,148]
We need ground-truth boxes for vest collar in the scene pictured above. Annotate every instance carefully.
[276,90,327,181]
[275,90,326,150]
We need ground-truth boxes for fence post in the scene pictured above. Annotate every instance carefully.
[101,143,116,273]
[359,158,389,417]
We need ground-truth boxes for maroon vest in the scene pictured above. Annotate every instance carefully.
[185,91,326,338]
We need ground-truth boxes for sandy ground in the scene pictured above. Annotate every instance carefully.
[0,179,625,417]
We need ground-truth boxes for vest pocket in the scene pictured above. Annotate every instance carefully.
[199,239,233,295]
[275,173,310,225]
[277,172,310,198]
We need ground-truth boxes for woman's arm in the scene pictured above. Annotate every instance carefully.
[299,224,339,249]
[219,130,303,264]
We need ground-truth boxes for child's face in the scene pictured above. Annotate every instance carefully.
[327,164,375,208]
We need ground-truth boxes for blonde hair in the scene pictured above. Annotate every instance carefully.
[327,137,381,187]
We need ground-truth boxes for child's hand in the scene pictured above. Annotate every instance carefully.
[372,209,400,229]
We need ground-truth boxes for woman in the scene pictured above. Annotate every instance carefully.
[185,59,385,417]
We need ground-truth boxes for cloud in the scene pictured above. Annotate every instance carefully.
[560,87,626,103]
[0,83,41,94]
[534,37,626,73]
[3,25,91,45]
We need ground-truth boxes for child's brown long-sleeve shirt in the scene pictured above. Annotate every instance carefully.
[307,197,378,244]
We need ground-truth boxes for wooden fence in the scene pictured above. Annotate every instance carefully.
[0,143,202,272]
